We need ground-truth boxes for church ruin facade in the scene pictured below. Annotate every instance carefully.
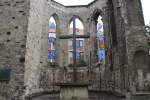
[0,0,149,100]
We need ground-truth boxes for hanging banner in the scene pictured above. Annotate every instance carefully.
[48,33,56,45]
[49,22,56,33]
[76,52,80,60]
[99,39,105,48]
[48,50,56,62]
[97,31,104,38]
[76,40,80,48]
[97,35,104,41]
[97,16,105,64]
[48,47,51,51]
[97,23,103,32]
[97,33,105,49]
[98,48,105,64]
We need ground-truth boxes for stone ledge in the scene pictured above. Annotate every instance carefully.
[56,82,90,87]
[89,90,126,98]
[25,91,59,99]
[133,92,150,96]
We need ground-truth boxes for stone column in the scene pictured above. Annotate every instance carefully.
[89,19,97,64]
[24,0,45,97]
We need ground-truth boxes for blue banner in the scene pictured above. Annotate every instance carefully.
[98,48,105,64]
[97,23,103,31]
[97,32,104,38]
[76,52,80,60]
[48,37,56,45]
[97,36,104,42]
[49,22,56,30]
[48,50,56,61]
[76,40,80,48]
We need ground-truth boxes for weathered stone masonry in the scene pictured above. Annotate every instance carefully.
[0,0,149,100]
[0,0,29,99]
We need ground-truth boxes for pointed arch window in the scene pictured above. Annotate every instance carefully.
[68,18,84,64]
[97,15,105,64]
[48,16,57,62]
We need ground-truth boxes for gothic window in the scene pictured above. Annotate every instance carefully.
[68,17,84,64]
[97,15,105,64]
[48,16,57,62]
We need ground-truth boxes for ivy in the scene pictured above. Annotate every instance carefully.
[49,62,59,68]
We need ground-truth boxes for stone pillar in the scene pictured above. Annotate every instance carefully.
[126,92,131,100]
[24,0,45,97]
[137,69,144,90]
[89,19,97,64]
[102,6,111,67]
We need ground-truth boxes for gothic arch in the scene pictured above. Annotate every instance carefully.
[134,46,147,54]
[91,8,103,23]
[132,46,150,71]
[68,15,85,29]
[133,50,150,71]
[131,46,148,64]
[49,13,61,34]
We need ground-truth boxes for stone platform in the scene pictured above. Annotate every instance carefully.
[56,83,89,100]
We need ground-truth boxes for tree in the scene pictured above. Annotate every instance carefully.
[145,24,150,50]
[145,24,150,36]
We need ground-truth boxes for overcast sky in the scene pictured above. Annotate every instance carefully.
[54,0,150,25]
[141,0,150,24]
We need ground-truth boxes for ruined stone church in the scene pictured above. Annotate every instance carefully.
[0,0,150,100]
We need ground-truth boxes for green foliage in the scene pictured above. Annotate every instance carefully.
[146,45,150,49]
[0,65,6,69]
[49,62,59,67]
[0,65,2,69]
[76,59,87,67]
[145,24,150,36]
[68,59,87,67]
[145,24,150,49]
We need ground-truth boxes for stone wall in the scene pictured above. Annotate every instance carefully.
[0,0,29,99]
[121,0,148,92]
[106,0,148,93]
[23,0,149,98]
[38,0,108,68]
[0,0,148,99]
[24,0,45,97]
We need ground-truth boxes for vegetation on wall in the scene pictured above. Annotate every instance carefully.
[145,24,150,49]
[76,59,87,67]
[145,24,150,36]
[49,62,59,67]
[68,58,87,67]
